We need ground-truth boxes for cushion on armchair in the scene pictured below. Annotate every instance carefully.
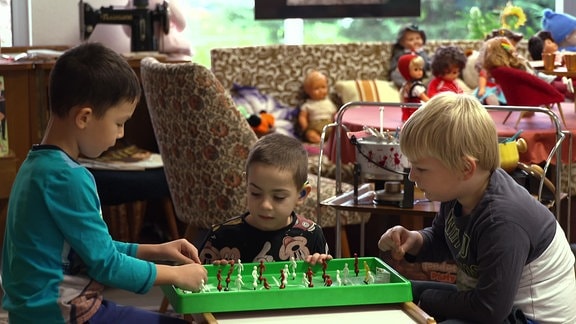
[334,79,400,104]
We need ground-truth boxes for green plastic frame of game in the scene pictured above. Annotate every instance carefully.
[162,257,412,314]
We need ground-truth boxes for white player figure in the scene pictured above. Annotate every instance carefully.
[237,259,244,275]
[284,264,290,280]
[336,269,342,286]
[200,279,211,293]
[302,273,310,287]
[343,263,350,285]
[252,266,258,279]
[235,273,245,291]
[253,279,258,290]
[290,256,298,279]
[364,270,375,285]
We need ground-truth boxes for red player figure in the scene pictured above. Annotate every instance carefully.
[258,260,266,283]
[263,278,271,290]
[324,275,333,287]
[279,269,286,289]
[354,253,360,277]
[217,268,223,282]
[217,282,223,292]
[225,272,232,291]
[321,259,328,282]
[306,266,314,288]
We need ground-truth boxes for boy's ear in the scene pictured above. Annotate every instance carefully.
[75,107,94,129]
[461,156,477,180]
[297,184,312,204]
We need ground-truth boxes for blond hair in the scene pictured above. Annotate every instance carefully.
[479,36,528,72]
[400,92,499,173]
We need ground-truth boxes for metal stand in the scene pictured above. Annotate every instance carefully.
[317,102,572,258]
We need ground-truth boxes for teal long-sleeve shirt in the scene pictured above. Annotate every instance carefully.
[2,146,156,323]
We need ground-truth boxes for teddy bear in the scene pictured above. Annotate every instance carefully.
[541,8,576,52]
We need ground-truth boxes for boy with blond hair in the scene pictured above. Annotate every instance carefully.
[378,92,576,323]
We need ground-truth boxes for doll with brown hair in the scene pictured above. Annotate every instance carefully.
[389,24,431,89]
[298,70,338,144]
[397,53,429,121]
[427,46,467,98]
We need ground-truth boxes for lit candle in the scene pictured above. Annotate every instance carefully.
[379,106,384,136]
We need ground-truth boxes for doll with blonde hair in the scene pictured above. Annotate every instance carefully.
[479,36,570,99]
[397,53,429,121]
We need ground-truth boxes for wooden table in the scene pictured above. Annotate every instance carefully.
[184,302,436,324]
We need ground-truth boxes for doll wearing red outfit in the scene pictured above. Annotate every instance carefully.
[397,53,429,121]
[427,46,467,98]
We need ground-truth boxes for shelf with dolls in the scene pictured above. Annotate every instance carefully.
[318,102,572,258]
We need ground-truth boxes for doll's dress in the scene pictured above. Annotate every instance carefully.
[472,70,506,105]
[400,80,426,121]
[427,77,463,98]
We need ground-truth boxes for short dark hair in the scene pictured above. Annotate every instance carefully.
[431,46,467,77]
[49,42,141,118]
[528,30,554,61]
[245,133,308,189]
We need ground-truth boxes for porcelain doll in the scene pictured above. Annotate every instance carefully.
[397,53,429,121]
[388,24,431,89]
[298,70,337,144]
[427,46,467,98]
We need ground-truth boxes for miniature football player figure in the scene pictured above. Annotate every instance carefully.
[237,259,244,275]
[302,273,311,288]
[259,260,266,283]
[336,269,342,286]
[235,273,245,291]
[354,253,360,277]
[306,267,314,288]
[263,278,271,290]
[279,269,287,289]
[324,275,333,287]
[290,256,298,279]
[364,270,375,285]
[343,263,350,284]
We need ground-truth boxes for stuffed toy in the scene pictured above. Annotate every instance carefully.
[541,8,576,52]
[237,106,275,137]
[231,84,298,138]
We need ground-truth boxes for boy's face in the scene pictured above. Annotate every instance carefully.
[78,100,136,158]
[440,65,460,82]
[245,163,304,231]
[408,156,464,203]
[401,31,424,51]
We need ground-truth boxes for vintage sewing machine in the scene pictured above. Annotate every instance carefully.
[80,0,170,52]
[351,133,414,208]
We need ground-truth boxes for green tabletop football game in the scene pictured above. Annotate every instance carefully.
[162,257,412,314]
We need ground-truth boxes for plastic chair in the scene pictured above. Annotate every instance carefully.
[489,66,567,128]
[140,57,369,312]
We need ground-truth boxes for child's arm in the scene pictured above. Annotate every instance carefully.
[477,69,488,97]
[298,108,309,132]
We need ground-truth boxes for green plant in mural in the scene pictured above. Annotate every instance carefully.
[467,1,527,40]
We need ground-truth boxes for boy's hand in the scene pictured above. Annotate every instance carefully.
[140,239,202,264]
[174,263,208,292]
[305,253,332,265]
[378,226,422,260]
